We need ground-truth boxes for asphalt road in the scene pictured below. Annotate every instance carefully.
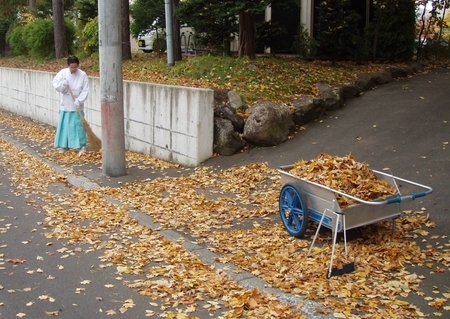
[0,66,449,318]
[205,67,450,315]
[0,162,155,318]
[206,67,450,230]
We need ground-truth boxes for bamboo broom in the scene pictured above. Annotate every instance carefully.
[68,86,102,152]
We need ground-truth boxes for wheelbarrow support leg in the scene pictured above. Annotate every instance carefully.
[307,209,354,278]
[307,208,334,257]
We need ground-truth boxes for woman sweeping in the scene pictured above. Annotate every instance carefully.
[52,55,90,155]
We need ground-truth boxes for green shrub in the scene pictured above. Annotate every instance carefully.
[6,24,28,56]
[364,0,415,61]
[292,24,317,59]
[256,21,287,55]
[23,18,55,58]
[315,0,361,60]
[7,18,76,59]
[80,16,98,56]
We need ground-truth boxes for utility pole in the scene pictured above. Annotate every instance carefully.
[164,0,174,67]
[98,0,127,177]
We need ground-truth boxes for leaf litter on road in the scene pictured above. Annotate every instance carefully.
[1,112,449,318]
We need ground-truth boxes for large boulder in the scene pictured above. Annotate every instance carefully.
[214,118,245,156]
[243,101,294,146]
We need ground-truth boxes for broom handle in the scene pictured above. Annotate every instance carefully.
[67,85,84,118]
[67,84,75,101]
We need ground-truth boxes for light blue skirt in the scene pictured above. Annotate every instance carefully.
[54,111,87,149]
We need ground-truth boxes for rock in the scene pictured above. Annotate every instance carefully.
[243,101,294,146]
[227,90,244,110]
[291,96,325,126]
[214,118,245,156]
[340,82,362,99]
[315,83,344,111]
[354,73,376,91]
[214,104,245,132]
[372,69,393,85]
[408,61,424,74]
[388,67,409,78]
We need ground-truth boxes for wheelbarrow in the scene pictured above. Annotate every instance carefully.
[278,165,433,278]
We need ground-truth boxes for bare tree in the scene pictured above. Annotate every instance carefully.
[52,0,67,59]
[122,0,132,60]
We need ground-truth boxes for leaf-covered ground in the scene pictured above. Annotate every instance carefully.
[0,53,407,104]
[0,111,449,318]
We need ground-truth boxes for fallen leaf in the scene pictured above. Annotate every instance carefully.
[145,310,155,317]
[6,258,26,264]
[45,310,59,316]
[316,307,331,314]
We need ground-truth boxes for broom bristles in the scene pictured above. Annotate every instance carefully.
[78,110,101,152]
[68,86,102,153]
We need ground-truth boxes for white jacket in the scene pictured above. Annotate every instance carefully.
[52,67,90,112]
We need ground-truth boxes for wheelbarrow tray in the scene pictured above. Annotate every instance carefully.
[279,164,433,233]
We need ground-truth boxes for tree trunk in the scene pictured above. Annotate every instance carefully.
[172,0,182,61]
[52,0,67,59]
[372,9,382,62]
[121,0,132,60]
[238,11,256,59]
[29,0,37,15]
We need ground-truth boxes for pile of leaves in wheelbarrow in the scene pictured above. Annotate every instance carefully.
[290,153,397,208]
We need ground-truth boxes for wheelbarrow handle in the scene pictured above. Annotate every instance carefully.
[386,191,428,204]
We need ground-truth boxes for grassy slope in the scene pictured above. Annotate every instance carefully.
[0,53,406,106]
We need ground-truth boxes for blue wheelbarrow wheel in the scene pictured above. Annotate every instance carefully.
[279,182,309,238]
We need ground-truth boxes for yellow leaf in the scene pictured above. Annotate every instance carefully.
[394,300,409,306]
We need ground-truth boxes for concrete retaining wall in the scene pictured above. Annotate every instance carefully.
[0,67,214,166]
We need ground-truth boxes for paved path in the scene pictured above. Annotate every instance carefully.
[1,67,449,318]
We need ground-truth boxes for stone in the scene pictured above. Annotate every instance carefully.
[354,73,376,91]
[388,67,409,78]
[372,70,393,85]
[340,83,361,100]
[214,118,245,156]
[315,83,344,111]
[214,104,245,133]
[227,90,244,110]
[243,101,294,147]
[291,95,326,126]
